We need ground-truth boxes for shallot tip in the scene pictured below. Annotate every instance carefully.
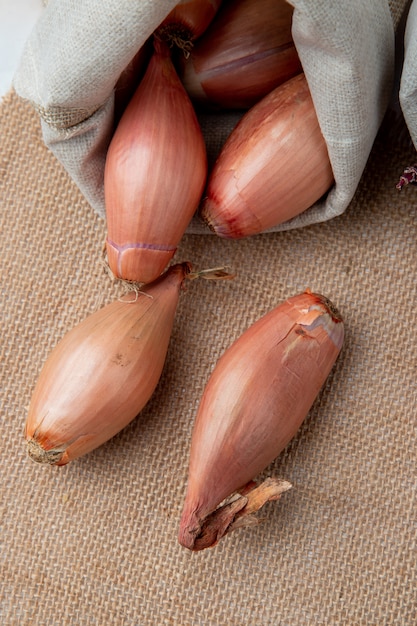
[26,439,66,465]
[180,477,292,551]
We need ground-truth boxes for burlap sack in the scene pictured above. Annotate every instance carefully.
[1,68,416,625]
[12,0,411,232]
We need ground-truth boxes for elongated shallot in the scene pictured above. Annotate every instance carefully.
[201,73,334,238]
[105,37,207,284]
[25,263,192,466]
[179,290,344,550]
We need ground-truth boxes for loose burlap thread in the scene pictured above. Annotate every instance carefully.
[1,85,416,624]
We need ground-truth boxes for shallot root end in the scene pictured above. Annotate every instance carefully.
[26,439,66,465]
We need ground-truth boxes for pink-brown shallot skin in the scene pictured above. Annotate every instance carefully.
[200,73,334,238]
[180,0,302,110]
[105,37,207,284]
[178,290,344,550]
[25,263,191,466]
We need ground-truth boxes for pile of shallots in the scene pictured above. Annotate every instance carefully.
[25,0,344,552]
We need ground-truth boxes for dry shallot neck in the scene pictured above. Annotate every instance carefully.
[155,25,195,57]
[189,478,292,551]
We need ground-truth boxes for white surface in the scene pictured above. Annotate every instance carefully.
[0,0,44,98]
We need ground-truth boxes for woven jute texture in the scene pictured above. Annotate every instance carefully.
[1,89,416,625]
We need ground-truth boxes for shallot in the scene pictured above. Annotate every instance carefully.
[25,263,192,466]
[178,290,344,550]
[180,0,302,109]
[105,37,207,284]
[201,73,334,238]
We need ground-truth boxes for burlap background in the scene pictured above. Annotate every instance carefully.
[1,86,416,624]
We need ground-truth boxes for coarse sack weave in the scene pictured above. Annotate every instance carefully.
[1,75,417,626]
[11,0,413,232]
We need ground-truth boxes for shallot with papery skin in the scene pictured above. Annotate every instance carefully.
[178,290,344,550]
[179,0,302,110]
[25,263,192,466]
[200,73,334,238]
[105,37,207,285]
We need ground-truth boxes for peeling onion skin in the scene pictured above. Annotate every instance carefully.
[179,0,302,110]
[178,290,344,550]
[200,73,334,238]
[104,37,207,284]
[25,263,192,466]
